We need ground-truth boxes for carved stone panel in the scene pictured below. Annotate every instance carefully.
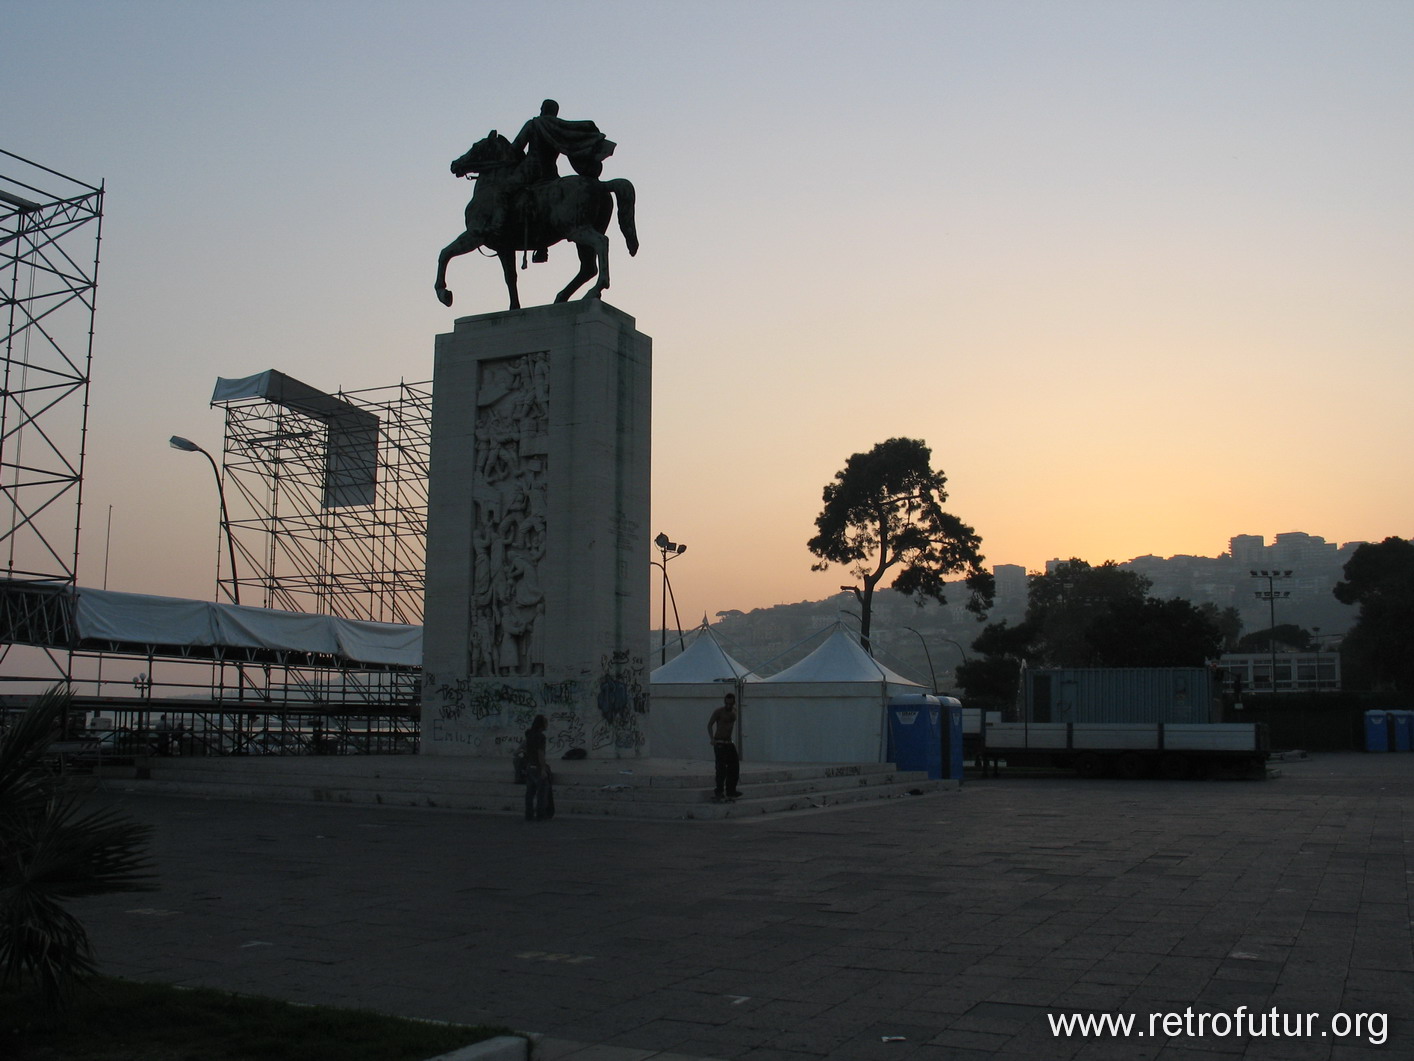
[469,352,548,676]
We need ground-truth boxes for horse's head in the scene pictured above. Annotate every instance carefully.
[450,131,520,178]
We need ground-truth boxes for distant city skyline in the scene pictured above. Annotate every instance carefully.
[690,528,1368,689]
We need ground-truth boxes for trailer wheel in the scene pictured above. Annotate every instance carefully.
[1116,752,1147,779]
[1073,752,1104,779]
[1159,753,1189,780]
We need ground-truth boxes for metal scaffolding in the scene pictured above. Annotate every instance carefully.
[214,375,431,626]
[0,150,103,687]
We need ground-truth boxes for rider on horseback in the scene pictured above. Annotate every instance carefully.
[436,111,637,311]
[512,99,617,181]
[509,100,617,262]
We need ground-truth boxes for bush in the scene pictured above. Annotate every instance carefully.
[0,687,154,1011]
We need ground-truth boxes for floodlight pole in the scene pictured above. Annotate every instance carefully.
[170,435,241,605]
[1250,569,1291,693]
[653,532,687,667]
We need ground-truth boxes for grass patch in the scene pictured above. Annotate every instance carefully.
[0,977,518,1060]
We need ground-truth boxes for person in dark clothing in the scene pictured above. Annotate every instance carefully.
[707,693,742,800]
[523,714,553,820]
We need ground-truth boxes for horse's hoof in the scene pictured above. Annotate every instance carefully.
[436,288,453,307]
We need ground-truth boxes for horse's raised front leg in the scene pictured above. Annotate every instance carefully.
[554,241,599,303]
[435,230,480,307]
[498,249,520,310]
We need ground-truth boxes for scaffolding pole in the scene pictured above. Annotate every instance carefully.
[0,150,103,689]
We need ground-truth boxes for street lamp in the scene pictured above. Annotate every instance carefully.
[1250,569,1291,693]
[170,435,241,605]
[653,532,687,667]
[902,627,937,693]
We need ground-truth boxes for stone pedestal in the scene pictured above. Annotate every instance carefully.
[421,301,651,758]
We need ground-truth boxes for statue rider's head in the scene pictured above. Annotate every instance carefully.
[540,99,560,117]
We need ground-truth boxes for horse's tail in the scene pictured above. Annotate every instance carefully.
[605,178,638,257]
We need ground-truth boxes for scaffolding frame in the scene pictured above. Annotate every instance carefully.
[215,377,431,627]
[0,150,103,688]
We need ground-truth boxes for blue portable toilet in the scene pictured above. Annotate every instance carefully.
[1389,711,1413,752]
[1364,711,1390,752]
[888,696,942,779]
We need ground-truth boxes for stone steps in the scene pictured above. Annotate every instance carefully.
[112,756,952,820]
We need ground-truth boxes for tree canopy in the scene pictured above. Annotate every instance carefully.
[807,437,992,651]
[1333,536,1414,691]
[1235,623,1312,653]
[956,558,1224,695]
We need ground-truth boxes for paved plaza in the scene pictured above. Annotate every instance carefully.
[76,754,1411,1060]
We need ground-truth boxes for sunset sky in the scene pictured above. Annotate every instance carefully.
[5,1,1412,631]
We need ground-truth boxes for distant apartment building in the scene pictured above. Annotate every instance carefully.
[1042,530,1368,639]
[992,564,1027,600]
[1217,651,1342,694]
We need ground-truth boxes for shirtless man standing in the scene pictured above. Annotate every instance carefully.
[707,693,742,801]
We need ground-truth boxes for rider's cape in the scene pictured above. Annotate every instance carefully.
[513,116,617,168]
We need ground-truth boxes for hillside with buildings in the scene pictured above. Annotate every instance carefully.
[656,532,1366,691]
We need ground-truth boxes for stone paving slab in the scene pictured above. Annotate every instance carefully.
[72,753,1412,1060]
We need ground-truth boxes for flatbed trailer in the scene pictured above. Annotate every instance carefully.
[979,721,1269,779]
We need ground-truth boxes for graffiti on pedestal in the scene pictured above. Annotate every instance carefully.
[423,657,645,756]
[595,648,647,751]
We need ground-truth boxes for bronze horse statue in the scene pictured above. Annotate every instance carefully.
[435,132,638,310]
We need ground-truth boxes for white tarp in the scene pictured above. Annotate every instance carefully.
[72,587,421,667]
[331,616,424,666]
[214,603,340,655]
[211,370,379,508]
[73,588,220,646]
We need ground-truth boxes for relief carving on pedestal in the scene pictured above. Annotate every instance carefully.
[469,352,548,676]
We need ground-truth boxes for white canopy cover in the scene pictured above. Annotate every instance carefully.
[73,587,421,668]
[650,625,752,683]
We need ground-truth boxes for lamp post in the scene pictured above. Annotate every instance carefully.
[902,627,938,694]
[938,637,969,666]
[1250,569,1291,693]
[653,532,686,667]
[170,435,241,605]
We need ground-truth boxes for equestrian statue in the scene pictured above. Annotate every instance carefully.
[435,100,638,311]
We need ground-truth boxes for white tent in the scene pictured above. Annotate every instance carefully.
[646,626,752,758]
[651,625,752,683]
[757,626,919,687]
[648,622,929,764]
[742,625,923,762]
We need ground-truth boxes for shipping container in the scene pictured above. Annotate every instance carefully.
[1024,667,1216,725]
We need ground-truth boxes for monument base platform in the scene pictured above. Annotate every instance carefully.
[421,301,652,759]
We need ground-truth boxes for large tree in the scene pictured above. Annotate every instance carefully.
[1333,536,1414,691]
[960,558,1224,673]
[1026,559,1151,666]
[807,437,993,651]
[1235,623,1311,653]
[1084,596,1224,666]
